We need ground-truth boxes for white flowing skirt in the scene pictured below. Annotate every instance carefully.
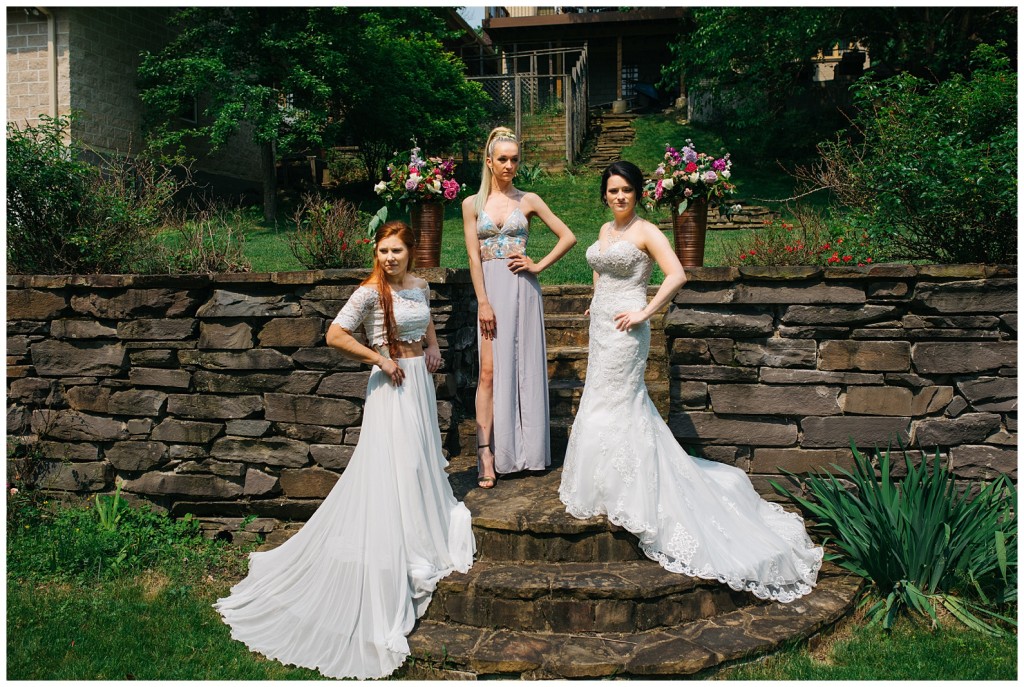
[214,357,475,679]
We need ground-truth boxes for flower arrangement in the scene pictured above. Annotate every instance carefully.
[642,140,737,214]
[374,145,463,206]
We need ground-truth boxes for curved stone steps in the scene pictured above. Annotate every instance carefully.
[408,564,860,679]
[424,560,763,633]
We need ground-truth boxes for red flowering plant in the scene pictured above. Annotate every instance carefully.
[289,194,374,269]
[733,208,880,267]
[374,144,463,207]
[641,140,739,214]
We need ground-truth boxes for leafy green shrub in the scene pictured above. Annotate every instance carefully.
[7,115,179,274]
[153,202,252,274]
[732,206,890,266]
[803,43,1016,264]
[7,493,236,583]
[775,444,1017,636]
[288,194,373,269]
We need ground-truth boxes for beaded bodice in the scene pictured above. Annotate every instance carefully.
[477,207,528,261]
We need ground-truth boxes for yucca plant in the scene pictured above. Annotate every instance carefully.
[773,443,1017,636]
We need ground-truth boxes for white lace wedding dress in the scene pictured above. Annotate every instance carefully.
[559,239,823,602]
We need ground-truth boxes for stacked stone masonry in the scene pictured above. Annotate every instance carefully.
[7,268,477,541]
[662,264,1017,492]
[7,265,1017,540]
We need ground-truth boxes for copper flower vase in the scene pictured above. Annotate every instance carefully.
[409,202,444,268]
[671,198,709,267]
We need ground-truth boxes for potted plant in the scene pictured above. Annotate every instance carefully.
[374,144,462,268]
[642,140,738,266]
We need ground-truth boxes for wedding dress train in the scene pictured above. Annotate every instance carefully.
[559,239,822,602]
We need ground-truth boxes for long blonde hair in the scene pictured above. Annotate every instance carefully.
[474,126,519,216]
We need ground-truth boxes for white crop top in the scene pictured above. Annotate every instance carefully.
[331,285,431,348]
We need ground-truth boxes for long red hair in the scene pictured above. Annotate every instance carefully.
[361,221,417,359]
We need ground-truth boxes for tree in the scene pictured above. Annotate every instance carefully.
[665,7,1018,163]
[138,7,487,220]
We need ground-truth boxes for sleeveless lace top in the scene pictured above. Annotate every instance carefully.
[477,206,528,261]
[586,239,654,313]
[331,285,430,348]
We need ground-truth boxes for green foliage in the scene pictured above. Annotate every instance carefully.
[336,9,489,180]
[154,203,253,274]
[807,44,1017,264]
[288,194,373,269]
[94,480,125,532]
[6,115,178,274]
[7,496,229,583]
[731,207,889,267]
[138,7,488,217]
[774,443,1017,637]
[666,7,1018,163]
[515,161,545,186]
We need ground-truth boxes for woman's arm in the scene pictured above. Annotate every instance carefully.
[509,192,576,274]
[419,279,443,373]
[326,323,405,385]
[612,222,688,331]
[462,196,496,340]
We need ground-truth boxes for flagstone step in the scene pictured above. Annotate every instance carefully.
[424,560,764,633]
[464,468,643,562]
[408,565,860,678]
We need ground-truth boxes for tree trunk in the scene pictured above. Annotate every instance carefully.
[261,140,277,223]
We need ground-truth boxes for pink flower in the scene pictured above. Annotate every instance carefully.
[443,179,459,200]
[655,179,664,200]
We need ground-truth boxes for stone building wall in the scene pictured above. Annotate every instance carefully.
[664,265,1017,499]
[7,269,477,541]
[5,8,68,128]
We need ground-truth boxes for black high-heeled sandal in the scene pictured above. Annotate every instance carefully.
[476,444,497,489]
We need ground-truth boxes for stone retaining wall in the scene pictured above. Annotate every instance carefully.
[7,265,1017,538]
[664,265,1017,499]
[7,269,477,540]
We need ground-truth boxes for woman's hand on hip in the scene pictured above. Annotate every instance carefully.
[507,254,539,275]
[478,302,497,340]
[613,310,648,331]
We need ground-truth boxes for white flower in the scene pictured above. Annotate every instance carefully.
[722,170,731,179]
[688,172,699,183]
[431,179,442,193]
[409,173,421,185]
[662,177,675,190]
[373,181,387,194]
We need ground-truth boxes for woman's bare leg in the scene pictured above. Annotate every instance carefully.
[476,335,497,485]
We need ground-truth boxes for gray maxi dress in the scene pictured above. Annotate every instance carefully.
[477,204,551,473]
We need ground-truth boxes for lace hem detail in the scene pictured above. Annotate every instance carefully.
[559,492,824,604]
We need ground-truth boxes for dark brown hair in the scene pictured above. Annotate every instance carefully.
[600,160,645,206]
[361,220,417,359]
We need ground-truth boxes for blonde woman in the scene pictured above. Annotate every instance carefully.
[462,126,576,487]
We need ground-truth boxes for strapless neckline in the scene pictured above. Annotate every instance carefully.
[591,239,650,260]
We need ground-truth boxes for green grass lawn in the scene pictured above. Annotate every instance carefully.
[182,113,812,283]
[712,608,1017,681]
[7,563,1016,680]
